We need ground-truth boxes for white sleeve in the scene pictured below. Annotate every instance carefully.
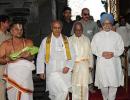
[36,38,46,74]
[114,35,124,57]
[91,36,102,57]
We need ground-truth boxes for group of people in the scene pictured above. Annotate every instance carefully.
[37,12,125,100]
[0,7,129,100]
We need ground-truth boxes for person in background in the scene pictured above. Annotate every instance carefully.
[96,20,102,31]
[116,16,129,52]
[91,13,124,100]
[125,13,130,60]
[71,8,99,41]
[75,15,82,21]
[36,20,75,100]
[61,6,74,37]
[0,15,11,100]
[89,15,94,21]
[69,21,93,100]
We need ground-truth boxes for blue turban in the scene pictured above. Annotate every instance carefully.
[100,13,114,25]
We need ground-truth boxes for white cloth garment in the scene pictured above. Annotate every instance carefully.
[101,87,117,100]
[36,33,75,100]
[116,26,130,47]
[69,34,93,100]
[91,30,124,88]
[126,23,130,60]
[4,60,35,100]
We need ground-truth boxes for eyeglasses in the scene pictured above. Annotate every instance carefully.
[83,13,89,16]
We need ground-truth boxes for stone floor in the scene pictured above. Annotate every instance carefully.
[33,74,50,100]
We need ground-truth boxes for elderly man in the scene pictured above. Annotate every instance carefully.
[69,21,93,100]
[36,20,75,100]
[78,8,99,93]
[71,8,99,41]
[91,13,124,100]
[0,22,35,100]
[0,15,11,100]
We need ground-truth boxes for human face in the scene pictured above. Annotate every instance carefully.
[102,20,112,32]
[1,20,10,30]
[74,24,83,37]
[82,9,90,22]
[120,18,126,26]
[11,24,23,38]
[52,21,62,37]
[63,10,71,20]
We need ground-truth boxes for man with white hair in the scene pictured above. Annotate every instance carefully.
[91,13,124,100]
[71,8,99,41]
[37,20,75,100]
[75,8,99,93]
[70,21,93,100]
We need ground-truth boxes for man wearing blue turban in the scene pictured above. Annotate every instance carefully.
[91,13,124,100]
[100,13,116,31]
[100,13,114,25]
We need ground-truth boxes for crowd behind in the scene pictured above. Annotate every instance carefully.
[0,6,130,100]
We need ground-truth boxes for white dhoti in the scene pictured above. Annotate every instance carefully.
[3,60,35,100]
[72,60,89,100]
[47,72,71,100]
[69,34,93,100]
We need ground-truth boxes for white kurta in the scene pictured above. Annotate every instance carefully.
[36,33,75,100]
[91,30,124,88]
[69,34,93,100]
